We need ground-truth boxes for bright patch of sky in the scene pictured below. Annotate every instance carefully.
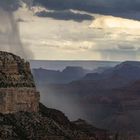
[12,2,140,61]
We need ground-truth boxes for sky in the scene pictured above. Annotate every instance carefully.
[1,0,140,61]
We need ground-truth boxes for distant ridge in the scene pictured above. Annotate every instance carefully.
[32,66,92,84]
[30,60,120,70]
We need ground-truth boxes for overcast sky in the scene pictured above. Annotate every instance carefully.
[1,0,140,61]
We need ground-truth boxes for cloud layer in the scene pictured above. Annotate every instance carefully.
[33,0,140,20]
[6,1,140,61]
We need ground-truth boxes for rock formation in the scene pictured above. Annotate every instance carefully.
[0,51,39,114]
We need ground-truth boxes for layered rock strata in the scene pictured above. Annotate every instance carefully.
[0,51,39,113]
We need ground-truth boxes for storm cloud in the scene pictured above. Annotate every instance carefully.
[36,10,93,22]
[33,0,140,20]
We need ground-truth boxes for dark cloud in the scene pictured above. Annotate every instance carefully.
[0,0,33,11]
[0,0,20,11]
[33,0,140,20]
[35,10,93,22]
[33,0,140,12]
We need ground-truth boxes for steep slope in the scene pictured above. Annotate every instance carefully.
[0,103,109,140]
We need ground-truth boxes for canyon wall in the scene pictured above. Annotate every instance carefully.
[0,51,40,113]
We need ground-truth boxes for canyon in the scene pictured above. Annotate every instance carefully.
[0,51,109,140]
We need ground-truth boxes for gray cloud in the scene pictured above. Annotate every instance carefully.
[0,0,20,11]
[35,10,93,22]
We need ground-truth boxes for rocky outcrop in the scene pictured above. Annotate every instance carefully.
[0,51,39,114]
[0,51,35,88]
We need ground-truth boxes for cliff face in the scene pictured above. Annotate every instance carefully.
[0,51,40,114]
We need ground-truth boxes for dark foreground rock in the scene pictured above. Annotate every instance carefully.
[0,103,109,140]
[0,103,139,140]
